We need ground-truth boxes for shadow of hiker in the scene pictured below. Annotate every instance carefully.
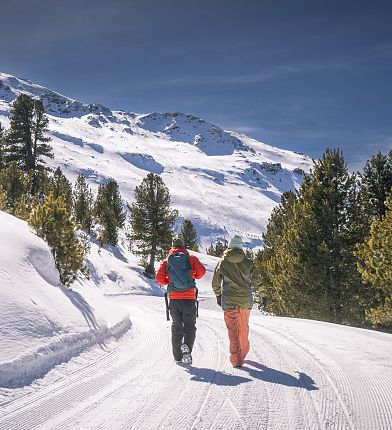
[243,360,318,391]
[182,365,251,386]
[60,285,99,331]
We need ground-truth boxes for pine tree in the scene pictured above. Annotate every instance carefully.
[0,187,6,211]
[5,94,53,193]
[128,173,178,278]
[206,244,215,255]
[206,239,228,257]
[306,149,365,324]
[0,122,5,170]
[360,151,392,220]
[15,194,33,221]
[179,219,199,251]
[206,240,224,257]
[73,174,94,233]
[29,194,84,286]
[254,149,367,325]
[48,167,73,212]
[31,169,52,198]
[253,190,328,319]
[94,179,125,246]
[0,161,30,214]
[214,239,227,257]
[356,192,392,327]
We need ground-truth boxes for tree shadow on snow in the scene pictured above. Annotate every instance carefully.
[242,360,318,391]
[60,285,99,331]
[182,366,251,386]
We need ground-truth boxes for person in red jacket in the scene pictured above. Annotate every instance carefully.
[156,237,206,364]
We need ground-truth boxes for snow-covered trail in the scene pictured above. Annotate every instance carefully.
[1,295,392,430]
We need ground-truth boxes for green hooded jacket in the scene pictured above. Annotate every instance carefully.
[212,248,253,310]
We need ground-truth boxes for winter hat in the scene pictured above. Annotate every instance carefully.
[228,235,243,249]
[172,237,185,248]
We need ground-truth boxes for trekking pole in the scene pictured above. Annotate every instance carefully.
[195,287,199,318]
[164,292,170,321]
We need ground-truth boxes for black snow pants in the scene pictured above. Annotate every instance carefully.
[169,299,197,361]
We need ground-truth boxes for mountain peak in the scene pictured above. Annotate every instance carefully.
[0,72,313,247]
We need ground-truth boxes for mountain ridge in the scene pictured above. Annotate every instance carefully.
[0,72,313,249]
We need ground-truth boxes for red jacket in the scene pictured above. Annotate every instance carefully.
[156,247,206,299]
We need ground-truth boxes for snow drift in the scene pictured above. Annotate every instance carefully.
[0,211,131,388]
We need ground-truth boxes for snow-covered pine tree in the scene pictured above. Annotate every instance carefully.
[179,219,199,251]
[128,173,178,278]
[356,192,392,327]
[94,179,125,246]
[29,194,85,286]
[73,174,94,234]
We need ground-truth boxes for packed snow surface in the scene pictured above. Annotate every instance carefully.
[1,293,391,429]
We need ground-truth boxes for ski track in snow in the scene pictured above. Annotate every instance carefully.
[1,296,392,430]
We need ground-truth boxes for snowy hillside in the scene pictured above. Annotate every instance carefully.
[0,72,313,249]
[0,211,131,389]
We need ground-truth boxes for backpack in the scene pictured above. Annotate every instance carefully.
[167,252,195,292]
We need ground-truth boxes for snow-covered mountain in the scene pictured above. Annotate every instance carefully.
[0,72,313,249]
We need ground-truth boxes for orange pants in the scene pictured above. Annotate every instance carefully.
[223,309,251,367]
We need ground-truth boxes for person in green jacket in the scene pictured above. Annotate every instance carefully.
[212,235,253,367]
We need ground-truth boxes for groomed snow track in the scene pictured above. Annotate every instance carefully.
[1,295,391,430]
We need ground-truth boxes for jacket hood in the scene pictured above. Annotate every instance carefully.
[222,248,246,264]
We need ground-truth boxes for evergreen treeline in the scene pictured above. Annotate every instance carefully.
[2,96,390,328]
[206,239,227,257]
[253,148,392,330]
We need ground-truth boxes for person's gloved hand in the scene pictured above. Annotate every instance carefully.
[216,295,222,307]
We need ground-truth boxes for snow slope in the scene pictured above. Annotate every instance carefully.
[0,211,131,389]
[0,72,313,249]
[1,293,391,430]
[0,208,212,390]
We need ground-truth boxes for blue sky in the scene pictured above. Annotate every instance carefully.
[1,0,391,171]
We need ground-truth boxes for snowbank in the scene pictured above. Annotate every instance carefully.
[0,211,131,388]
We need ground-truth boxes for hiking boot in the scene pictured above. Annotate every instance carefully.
[181,344,192,365]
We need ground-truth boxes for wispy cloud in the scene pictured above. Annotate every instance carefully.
[163,65,300,86]
[368,43,392,60]
[161,60,352,87]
